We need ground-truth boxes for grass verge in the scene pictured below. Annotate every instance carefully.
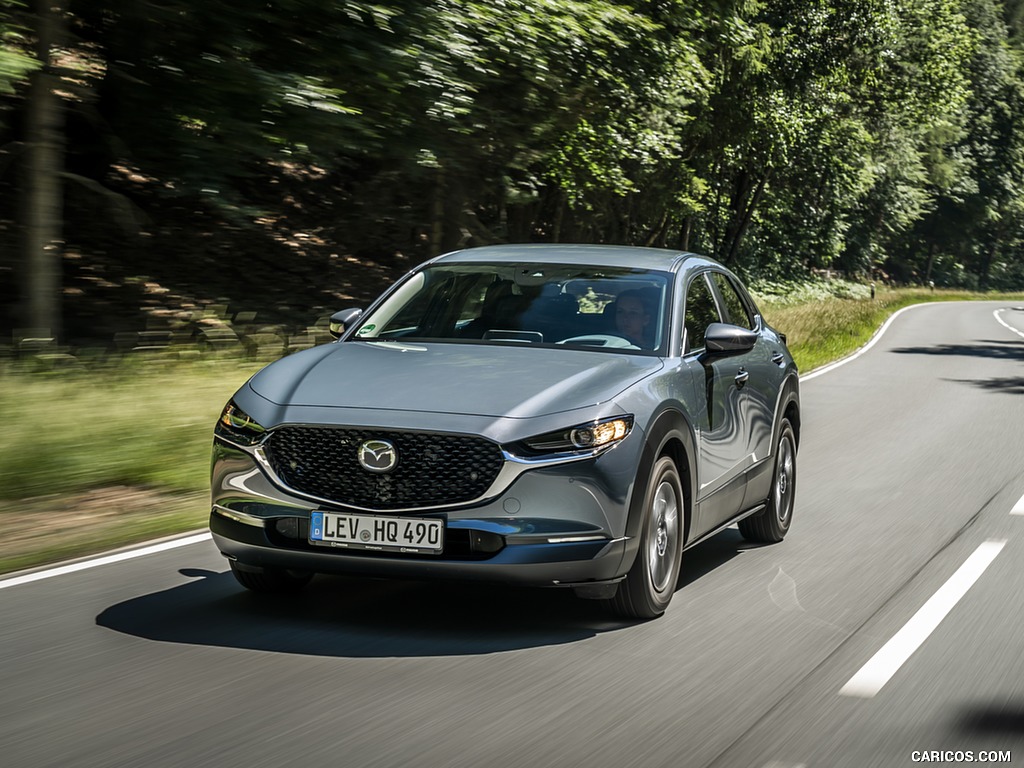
[0,356,260,574]
[756,287,1024,372]
[2,287,1023,575]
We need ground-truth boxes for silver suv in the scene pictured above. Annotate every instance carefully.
[210,244,800,618]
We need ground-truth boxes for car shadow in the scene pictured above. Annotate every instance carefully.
[96,530,752,658]
[96,570,621,657]
[678,527,754,588]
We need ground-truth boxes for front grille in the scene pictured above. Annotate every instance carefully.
[263,426,505,509]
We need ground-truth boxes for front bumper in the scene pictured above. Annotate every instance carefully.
[210,437,639,588]
[211,514,627,586]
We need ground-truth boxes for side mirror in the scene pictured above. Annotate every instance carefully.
[329,308,363,339]
[704,322,757,354]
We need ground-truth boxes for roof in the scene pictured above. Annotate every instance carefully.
[435,243,708,272]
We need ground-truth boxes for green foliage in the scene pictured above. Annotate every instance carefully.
[5,0,1024,342]
[750,277,873,304]
[0,31,36,95]
[0,0,38,116]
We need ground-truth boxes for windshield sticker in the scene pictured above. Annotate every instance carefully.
[356,324,376,336]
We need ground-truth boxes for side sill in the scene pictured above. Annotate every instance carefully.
[682,502,766,551]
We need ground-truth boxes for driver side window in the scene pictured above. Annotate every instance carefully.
[684,274,721,353]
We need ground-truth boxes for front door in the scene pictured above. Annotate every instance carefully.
[683,272,752,536]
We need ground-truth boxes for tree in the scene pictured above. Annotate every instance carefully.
[21,0,66,339]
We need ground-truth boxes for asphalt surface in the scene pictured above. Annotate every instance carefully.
[3,300,1024,768]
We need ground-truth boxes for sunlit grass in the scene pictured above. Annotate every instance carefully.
[0,356,260,501]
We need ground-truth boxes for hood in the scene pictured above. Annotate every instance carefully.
[248,341,664,419]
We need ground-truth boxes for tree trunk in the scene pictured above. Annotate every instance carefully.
[979,230,1002,291]
[678,215,693,251]
[552,190,564,243]
[429,163,445,257]
[22,0,67,340]
[924,241,937,284]
[724,170,769,265]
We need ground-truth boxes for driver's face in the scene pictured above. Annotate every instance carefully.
[616,296,649,344]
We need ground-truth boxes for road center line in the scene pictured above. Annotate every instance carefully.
[839,539,1006,699]
[1011,493,1024,515]
[0,532,212,590]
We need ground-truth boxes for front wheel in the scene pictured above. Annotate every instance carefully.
[610,456,684,619]
[739,418,796,543]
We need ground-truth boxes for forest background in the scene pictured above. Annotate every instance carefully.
[5,0,1024,348]
[5,0,1024,570]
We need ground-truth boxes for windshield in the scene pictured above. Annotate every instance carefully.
[349,263,672,354]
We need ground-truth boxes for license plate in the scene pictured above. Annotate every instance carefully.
[309,511,444,554]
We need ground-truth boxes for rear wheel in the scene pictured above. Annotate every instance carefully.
[610,456,684,619]
[229,561,314,593]
[739,418,796,543]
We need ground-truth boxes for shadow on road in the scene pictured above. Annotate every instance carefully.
[945,376,1024,394]
[956,704,1024,735]
[890,340,1024,362]
[95,530,750,658]
[892,339,1024,394]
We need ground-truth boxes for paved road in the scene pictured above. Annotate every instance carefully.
[3,301,1024,768]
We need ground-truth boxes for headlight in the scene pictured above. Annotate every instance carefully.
[214,401,267,446]
[518,415,634,456]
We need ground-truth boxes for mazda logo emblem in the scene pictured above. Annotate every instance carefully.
[358,439,398,473]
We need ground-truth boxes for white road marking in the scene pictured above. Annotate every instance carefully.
[993,309,1024,340]
[1012,493,1024,515]
[800,303,926,381]
[839,540,1006,698]
[0,532,212,590]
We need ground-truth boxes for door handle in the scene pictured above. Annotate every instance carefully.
[771,352,785,366]
[735,368,749,388]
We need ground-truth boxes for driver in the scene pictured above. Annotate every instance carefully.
[614,290,651,348]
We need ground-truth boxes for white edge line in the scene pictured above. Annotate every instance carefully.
[993,308,1024,340]
[800,302,927,382]
[0,532,212,590]
[839,539,1006,698]
[1012,492,1024,515]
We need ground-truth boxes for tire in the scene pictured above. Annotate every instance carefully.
[610,456,685,619]
[229,561,314,593]
[739,418,796,543]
